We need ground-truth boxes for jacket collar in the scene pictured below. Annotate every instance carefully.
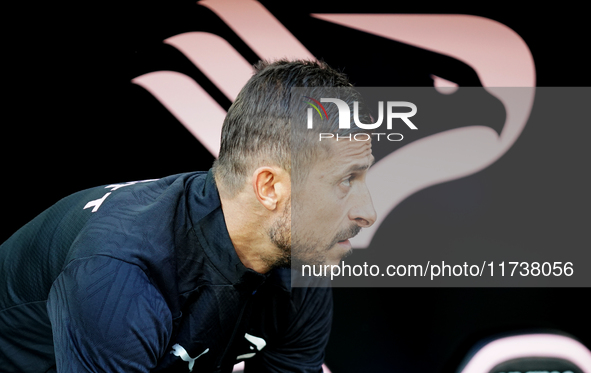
[189,170,268,289]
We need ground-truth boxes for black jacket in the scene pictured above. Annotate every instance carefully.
[0,170,332,373]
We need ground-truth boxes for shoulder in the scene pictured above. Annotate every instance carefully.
[66,172,207,261]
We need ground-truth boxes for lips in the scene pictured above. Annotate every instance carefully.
[335,239,353,256]
[336,226,361,243]
[330,226,361,253]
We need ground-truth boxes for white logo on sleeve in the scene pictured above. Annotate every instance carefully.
[236,333,267,360]
[170,344,209,372]
[83,179,158,213]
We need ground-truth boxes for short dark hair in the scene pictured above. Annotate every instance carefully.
[213,59,370,196]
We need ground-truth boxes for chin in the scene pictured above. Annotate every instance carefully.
[325,243,353,265]
[324,257,342,266]
[291,239,354,268]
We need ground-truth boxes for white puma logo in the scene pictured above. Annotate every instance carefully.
[170,344,209,372]
[236,333,267,360]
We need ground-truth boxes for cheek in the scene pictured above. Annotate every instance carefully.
[293,187,348,234]
[319,196,349,223]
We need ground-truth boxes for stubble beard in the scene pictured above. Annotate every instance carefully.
[267,202,292,269]
[268,202,361,269]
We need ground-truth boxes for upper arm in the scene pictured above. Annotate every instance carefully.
[47,256,173,373]
[245,286,333,373]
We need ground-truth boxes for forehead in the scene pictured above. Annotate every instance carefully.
[313,138,374,177]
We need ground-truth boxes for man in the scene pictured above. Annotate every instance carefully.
[0,59,376,372]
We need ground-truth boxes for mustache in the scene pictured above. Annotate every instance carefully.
[335,225,362,243]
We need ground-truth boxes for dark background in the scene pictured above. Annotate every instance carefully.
[3,1,590,372]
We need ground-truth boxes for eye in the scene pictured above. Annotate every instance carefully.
[337,174,357,197]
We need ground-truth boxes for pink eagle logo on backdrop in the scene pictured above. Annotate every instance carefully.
[132,0,536,249]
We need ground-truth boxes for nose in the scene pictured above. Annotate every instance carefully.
[349,183,377,228]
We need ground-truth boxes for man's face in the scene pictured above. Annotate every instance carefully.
[288,138,377,266]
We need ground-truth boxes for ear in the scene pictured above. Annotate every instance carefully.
[251,166,290,211]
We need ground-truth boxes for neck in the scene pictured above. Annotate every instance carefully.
[219,191,278,274]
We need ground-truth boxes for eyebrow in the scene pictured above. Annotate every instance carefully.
[344,157,376,174]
